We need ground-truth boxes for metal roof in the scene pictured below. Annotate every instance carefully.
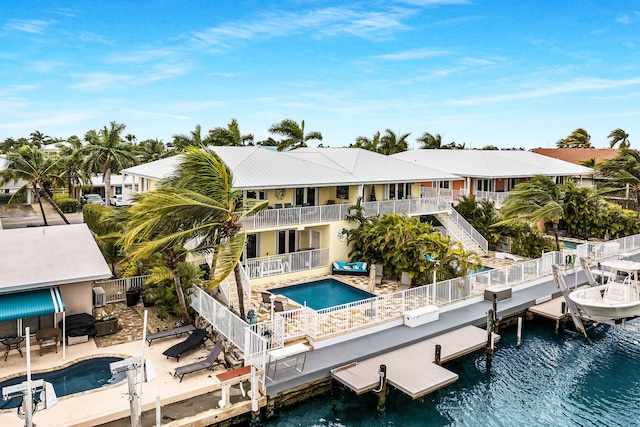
[122,147,462,190]
[392,149,594,178]
[0,224,112,294]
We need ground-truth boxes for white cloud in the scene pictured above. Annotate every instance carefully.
[449,77,640,106]
[69,73,132,90]
[4,19,54,34]
[374,48,450,60]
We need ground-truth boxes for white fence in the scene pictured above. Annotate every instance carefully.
[93,275,150,303]
[244,248,329,279]
[449,207,489,252]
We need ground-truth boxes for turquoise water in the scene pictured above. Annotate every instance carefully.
[0,357,125,409]
[260,320,640,426]
[273,279,375,310]
[560,240,579,249]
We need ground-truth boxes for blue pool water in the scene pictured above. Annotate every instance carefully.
[261,319,640,426]
[0,357,126,409]
[273,279,375,310]
[560,240,581,249]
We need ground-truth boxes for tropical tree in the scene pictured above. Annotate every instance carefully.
[351,131,380,152]
[268,119,322,151]
[556,128,591,148]
[495,175,567,251]
[135,139,167,163]
[29,131,50,148]
[1,137,30,153]
[378,129,410,155]
[82,121,136,207]
[417,132,444,149]
[595,148,640,210]
[208,118,254,146]
[455,195,502,250]
[0,145,70,225]
[171,124,209,152]
[608,128,630,149]
[57,136,91,199]
[123,147,268,320]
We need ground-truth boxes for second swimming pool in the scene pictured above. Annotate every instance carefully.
[0,356,126,410]
[273,278,375,311]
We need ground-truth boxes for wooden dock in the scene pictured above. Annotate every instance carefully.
[331,325,497,399]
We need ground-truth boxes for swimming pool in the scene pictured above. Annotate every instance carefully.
[0,356,126,409]
[273,278,375,311]
[560,240,580,249]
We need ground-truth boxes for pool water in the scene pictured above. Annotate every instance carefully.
[0,356,125,409]
[260,319,640,427]
[273,279,375,310]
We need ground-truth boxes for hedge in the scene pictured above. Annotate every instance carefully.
[52,193,78,213]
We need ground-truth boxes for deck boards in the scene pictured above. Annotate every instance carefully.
[331,325,496,399]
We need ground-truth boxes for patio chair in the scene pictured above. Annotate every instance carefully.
[162,328,209,362]
[284,203,292,208]
[36,328,60,356]
[274,203,283,209]
[174,342,224,382]
[261,291,274,309]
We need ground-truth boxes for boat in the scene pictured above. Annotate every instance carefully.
[569,259,640,321]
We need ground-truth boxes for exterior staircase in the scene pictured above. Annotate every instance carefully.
[221,264,252,319]
[434,212,488,256]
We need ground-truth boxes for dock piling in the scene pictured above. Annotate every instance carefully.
[374,365,387,413]
[517,317,523,346]
[435,344,442,365]
[486,309,495,371]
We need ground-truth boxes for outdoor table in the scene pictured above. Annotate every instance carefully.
[2,336,25,361]
[266,343,309,382]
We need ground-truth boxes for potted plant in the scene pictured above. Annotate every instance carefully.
[94,312,118,336]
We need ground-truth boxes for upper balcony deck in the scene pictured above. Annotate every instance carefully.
[239,196,454,231]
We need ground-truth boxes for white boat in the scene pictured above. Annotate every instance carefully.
[569,259,640,321]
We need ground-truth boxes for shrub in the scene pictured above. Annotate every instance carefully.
[83,204,110,235]
[52,193,78,213]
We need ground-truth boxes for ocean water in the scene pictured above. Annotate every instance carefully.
[260,319,640,427]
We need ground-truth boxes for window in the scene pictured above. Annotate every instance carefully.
[476,179,494,192]
[296,187,318,206]
[438,181,450,189]
[277,230,298,254]
[336,186,349,200]
[245,190,267,200]
[386,183,412,200]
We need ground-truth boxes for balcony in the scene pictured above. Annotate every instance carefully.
[475,191,509,208]
[243,248,330,279]
[239,196,453,231]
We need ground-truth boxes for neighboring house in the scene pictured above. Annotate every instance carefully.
[531,147,619,186]
[0,224,112,344]
[392,149,594,208]
[121,147,464,284]
[85,174,134,200]
[0,154,28,200]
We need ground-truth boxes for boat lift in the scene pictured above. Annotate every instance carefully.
[552,261,638,334]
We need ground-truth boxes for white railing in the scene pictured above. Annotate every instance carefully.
[239,196,452,230]
[244,248,330,279]
[190,286,268,367]
[238,263,252,303]
[475,191,510,208]
[362,196,452,217]
[219,278,231,303]
[421,187,469,201]
[93,275,150,303]
[449,207,489,252]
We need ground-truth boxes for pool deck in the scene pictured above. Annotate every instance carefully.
[0,333,253,427]
[264,267,592,397]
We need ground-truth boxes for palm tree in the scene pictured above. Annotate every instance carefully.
[208,118,254,146]
[608,128,630,149]
[268,119,322,151]
[29,130,50,148]
[417,132,444,149]
[378,129,410,155]
[135,139,167,163]
[596,148,640,210]
[351,131,380,152]
[82,121,136,207]
[556,128,591,148]
[171,124,209,152]
[495,174,567,251]
[0,145,70,225]
[58,136,91,199]
[123,147,268,320]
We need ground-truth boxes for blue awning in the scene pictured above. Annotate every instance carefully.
[0,287,66,323]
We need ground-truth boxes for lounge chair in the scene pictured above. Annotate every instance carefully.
[162,328,209,362]
[145,324,196,346]
[174,342,224,382]
[332,261,368,276]
[261,291,274,309]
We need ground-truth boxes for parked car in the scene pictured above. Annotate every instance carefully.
[109,195,130,207]
[81,194,104,206]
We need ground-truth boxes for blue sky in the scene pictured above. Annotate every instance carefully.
[1,1,640,150]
